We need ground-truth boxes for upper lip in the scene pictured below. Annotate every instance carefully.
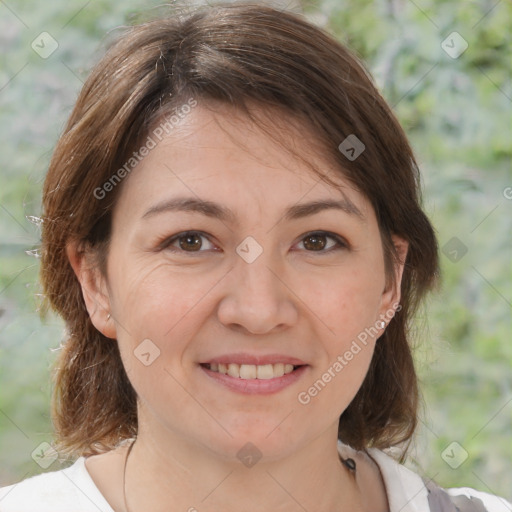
[201,353,307,366]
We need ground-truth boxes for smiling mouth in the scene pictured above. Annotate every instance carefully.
[200,363,304,380]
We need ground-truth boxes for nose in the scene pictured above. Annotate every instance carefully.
[216,248,299,335]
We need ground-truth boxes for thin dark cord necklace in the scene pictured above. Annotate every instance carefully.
[122,441,357,512]
[122,439,136,512]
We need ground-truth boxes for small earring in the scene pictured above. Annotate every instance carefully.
[376,320,386,329]
[107,313,111,320]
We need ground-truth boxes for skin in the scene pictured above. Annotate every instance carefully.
[68,103,408,512]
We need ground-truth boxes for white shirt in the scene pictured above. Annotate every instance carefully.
[0,445,510,512]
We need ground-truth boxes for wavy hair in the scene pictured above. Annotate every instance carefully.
[40,1,439,458]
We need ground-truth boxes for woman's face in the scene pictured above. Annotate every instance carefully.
[85,104,405,461]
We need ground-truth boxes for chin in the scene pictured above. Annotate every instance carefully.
[204,423,304,464]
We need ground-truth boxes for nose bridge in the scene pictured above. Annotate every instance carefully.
[233,236,283,304]
[217,237,297,334]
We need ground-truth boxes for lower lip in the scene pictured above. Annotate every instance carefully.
[199,364,308,395]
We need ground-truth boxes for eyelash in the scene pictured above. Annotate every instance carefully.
[157,230,349,255]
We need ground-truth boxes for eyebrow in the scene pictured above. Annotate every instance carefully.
[141,196,364,223]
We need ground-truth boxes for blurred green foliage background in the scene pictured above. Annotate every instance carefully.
[0,0,510,501]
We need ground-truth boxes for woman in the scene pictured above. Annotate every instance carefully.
[0,2,509,511]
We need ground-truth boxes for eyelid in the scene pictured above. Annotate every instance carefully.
[156,230,217,253]
[295,230,349,252]
[157,230,349,254]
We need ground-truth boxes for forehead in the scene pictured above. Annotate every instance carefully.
[113,103,374,223]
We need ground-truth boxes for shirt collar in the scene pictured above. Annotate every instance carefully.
[366,447,431,512]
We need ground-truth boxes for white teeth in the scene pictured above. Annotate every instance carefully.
[227,363,239,378]
[257,364,274,379]
[239,364,257,379]
[273,363,284,377]
[207,362,298,379]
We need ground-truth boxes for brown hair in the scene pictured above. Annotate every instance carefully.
[40,1,439,458]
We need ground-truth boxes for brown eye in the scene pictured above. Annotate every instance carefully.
[303,233,327,251]
[299,231,347,253]
[160,231,216,253]
[178,233,203,251]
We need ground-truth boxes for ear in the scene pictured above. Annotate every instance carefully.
[378,235,409,328]
[66,241,117,339]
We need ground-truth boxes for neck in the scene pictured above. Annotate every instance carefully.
[122,427,363,512]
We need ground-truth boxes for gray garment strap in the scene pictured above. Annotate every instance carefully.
[424,478,488,512]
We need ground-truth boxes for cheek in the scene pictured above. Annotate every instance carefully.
[298,268,382,406]
[298,286,378,423]
[110,257,207,326]
[108,264,217,419]
[107,260,217,373]
[304,266,384,342]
